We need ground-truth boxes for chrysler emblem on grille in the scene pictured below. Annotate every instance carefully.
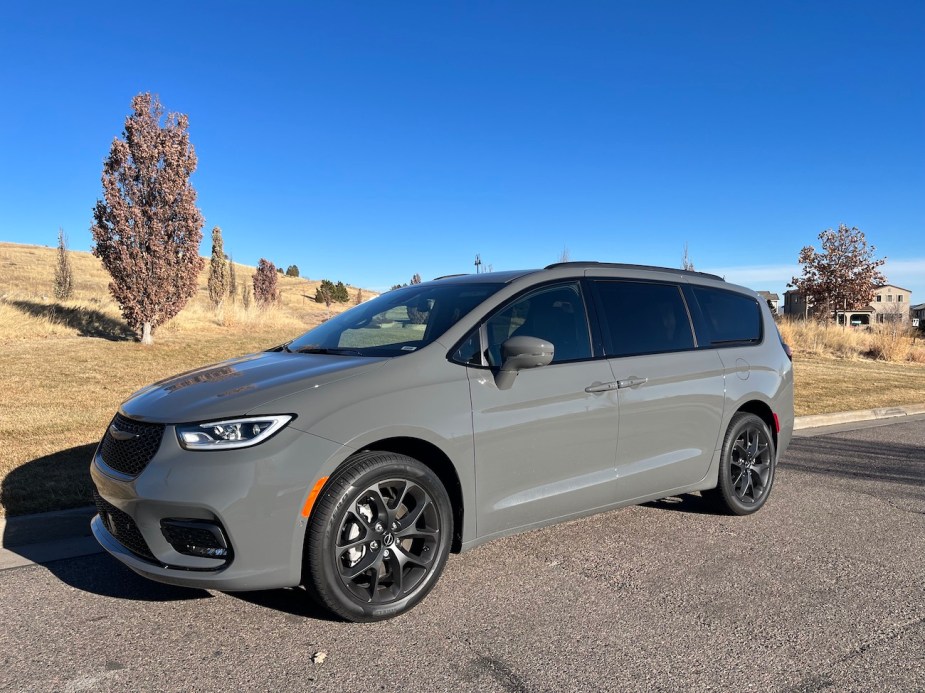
[109,424,139,441]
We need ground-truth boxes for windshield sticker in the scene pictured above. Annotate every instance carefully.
[401,346,417,351]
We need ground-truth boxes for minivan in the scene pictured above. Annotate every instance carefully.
[91,262,794,622]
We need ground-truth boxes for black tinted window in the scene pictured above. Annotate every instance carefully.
[593,281,694,357]
[692,286,762,345]
[483,283,592,366]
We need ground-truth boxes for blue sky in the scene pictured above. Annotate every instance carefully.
[1,1,922,299]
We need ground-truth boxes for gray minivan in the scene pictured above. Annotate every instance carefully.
[91,262,794,621]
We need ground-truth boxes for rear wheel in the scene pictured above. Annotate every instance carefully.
[304,451,453,622]
[703,412,776,515]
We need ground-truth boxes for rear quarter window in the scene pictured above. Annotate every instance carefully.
[692,286,762,346]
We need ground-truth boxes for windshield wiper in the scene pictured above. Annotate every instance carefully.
[292,346,364,356]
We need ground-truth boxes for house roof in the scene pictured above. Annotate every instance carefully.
[757,291,780,301]
[874,283,913,293]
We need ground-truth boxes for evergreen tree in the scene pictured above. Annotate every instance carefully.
[207,226,228,307]
[53,228,74,300]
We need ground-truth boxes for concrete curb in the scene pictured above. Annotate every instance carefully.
[793,403,925,430]
[1,403,924,568]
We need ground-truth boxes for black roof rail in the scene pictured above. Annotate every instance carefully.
[433,273,469,280]
[543,261,724,282]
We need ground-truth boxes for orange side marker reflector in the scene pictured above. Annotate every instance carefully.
[301,476,329,519]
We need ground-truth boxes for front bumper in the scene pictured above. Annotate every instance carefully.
[90,423,344,591]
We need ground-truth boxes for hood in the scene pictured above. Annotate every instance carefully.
[120,351,388,423]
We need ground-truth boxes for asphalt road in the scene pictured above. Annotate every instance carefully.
[1,418,923,692]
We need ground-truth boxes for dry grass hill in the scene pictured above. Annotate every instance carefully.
[0,241,377,516]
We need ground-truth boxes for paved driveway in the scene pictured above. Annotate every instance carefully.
[1,418,923,692]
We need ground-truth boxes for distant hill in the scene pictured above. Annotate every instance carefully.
[0,240,378,342]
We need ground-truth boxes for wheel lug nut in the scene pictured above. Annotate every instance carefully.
[384,550,391,558]
[370,541,379,550]
[391,522,399,531]
[374,522,384,533]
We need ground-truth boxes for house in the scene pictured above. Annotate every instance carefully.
[757,291,780,314]
[912,303,925,331]
[783,284,913,326]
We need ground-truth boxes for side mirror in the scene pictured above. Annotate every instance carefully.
[495,336,554,390]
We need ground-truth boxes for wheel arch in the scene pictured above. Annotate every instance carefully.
[348,437,465,553]
[735,399,778,450]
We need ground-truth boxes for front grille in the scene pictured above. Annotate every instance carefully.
[93,492,157,562]
[98,413,164,477]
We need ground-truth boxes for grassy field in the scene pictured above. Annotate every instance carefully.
[2,240,925,517]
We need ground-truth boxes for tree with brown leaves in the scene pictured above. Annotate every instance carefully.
[91,93,204,344]
[208,226,228,308]
[253,258,279,307]
[790,224,886,323]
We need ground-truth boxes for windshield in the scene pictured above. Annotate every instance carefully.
[286,282,504,357]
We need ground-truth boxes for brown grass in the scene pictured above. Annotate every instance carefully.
[1,241,924,517]
[778,317,925,363]
[0,241,376,517]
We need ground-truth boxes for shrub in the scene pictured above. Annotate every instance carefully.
[253,259,279,307]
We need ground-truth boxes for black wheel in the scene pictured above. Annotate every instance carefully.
[304,451,453,622]
[703,412,776,516]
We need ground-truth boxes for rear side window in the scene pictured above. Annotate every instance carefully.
[692,286,762,346]
[592,281,695,357]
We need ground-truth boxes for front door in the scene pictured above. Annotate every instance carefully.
[466,282,621,537]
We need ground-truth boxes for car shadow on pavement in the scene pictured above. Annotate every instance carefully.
[41,552,213,602]
[642,494,718,515]
[225,587,341,622]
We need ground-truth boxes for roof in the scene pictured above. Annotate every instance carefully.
[757,291,780,301]
[911,303,925,310]
[544,261,724,281]
[875,284,913,293]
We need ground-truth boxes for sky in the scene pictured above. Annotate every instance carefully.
[1,1,922,300]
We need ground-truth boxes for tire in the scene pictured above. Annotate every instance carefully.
[304,451,453,622]
[703,412,776,516]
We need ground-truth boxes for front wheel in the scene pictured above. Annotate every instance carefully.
[304,451,453,622]
[703,412,776,515]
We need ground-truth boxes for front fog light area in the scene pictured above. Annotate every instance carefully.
[176,415,292,450]
[161,519,232,560]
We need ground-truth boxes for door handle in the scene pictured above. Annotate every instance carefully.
[585,382,619,393]
[617,377,647,389]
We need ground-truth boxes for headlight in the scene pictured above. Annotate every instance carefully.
[176,415,293,451]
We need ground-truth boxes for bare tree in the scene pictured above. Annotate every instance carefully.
[207,226,228,308]
[411,273,422,285]
[558,246,571,263]
[91,93,204,344]
[355,288,364,305]
[253,258,279,307]
[53,228,74,300]
[789,224,886,324]
[681,243,695,271]
[242,283,252,310]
